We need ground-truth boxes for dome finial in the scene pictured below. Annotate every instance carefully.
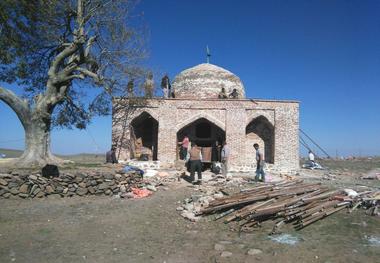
[206,45,211,64]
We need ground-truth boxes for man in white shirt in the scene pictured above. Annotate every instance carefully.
[221,141,230,177]
[308,150,315,167]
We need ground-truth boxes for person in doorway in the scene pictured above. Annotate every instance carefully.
[308,150,315,167]
[254,143,265,182]
[221,141,230,177]
[178,135,190,160]
[106,146,118,164]
[189,142,202,184]
[212,140,221,162]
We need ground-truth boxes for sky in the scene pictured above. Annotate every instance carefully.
[0,0,379,157]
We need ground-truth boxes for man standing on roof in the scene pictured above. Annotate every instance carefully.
[254,143,265,182]
[161,74,171,98]
[229,88,239,99]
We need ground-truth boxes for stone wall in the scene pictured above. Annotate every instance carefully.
[0,170,144,199]
[112,98,299,174]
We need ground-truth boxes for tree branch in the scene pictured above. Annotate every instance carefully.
[0,86,31,127]
[76,67,101,82]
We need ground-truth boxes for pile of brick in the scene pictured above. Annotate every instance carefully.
[0,170,147,199]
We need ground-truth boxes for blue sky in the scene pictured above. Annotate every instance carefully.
[0,0,379,157]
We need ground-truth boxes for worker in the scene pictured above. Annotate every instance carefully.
[218,87,228,99]
[221,141,230,177]
[161,74,171,98]
[106,146,118,164]
[229,88,239,99]
[308,150,315,167]
[178,135,190,160]
[254,143,265,182]
[189,142,202,184]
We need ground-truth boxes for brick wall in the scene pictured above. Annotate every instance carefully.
[112,98,299,174]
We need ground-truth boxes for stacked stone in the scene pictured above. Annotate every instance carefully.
[0,171,144,199]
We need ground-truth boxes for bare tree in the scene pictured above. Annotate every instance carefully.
[0,0,147,166]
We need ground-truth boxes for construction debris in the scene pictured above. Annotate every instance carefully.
[179,179,379,233]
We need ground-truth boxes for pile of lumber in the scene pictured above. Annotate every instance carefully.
[197,179,379,233]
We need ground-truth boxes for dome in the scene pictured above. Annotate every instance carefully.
[171,63,245,99]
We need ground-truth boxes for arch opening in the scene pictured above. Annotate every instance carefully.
[130,112,158,160]
[177,118,225,162]
[246,116,274,164]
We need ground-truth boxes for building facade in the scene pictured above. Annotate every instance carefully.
[112,63,299,174]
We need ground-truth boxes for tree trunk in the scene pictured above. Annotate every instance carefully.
[1,87,63,168]
[17,117,60,167]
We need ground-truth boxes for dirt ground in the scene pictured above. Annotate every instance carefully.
[1,158,380,263]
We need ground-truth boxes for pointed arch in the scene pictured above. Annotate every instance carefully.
[130,111,159,160]
[176,113,225,131]
[246,115,275,164]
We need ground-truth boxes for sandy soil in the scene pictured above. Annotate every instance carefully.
[1,173,379,263]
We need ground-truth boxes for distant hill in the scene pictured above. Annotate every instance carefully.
[0,148,104,163]
[0,148,23,158]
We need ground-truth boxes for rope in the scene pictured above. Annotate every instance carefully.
[299,129,331,158]
[85,129,103,153]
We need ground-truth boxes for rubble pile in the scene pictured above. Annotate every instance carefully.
[0,170,162,199]
[179,179,380,233]
[177,186,226,222]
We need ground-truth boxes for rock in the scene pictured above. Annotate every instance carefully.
[8,182,19,189]
[18,193,29,198]
[10,188,19,195]
[115,174,122,181]
[19,184,29,194]
[180,211,199,222]
[220,251,232,257]
[90,180,97,186]
[214,244,225,251]
[247,249,263,255]
[122,192,134,198]
[36,191,45,198]
[213,193,224,199]
[78,182,86,188]
[104,173,114,180]
[184,203,194,211]
[3,193,11,198]
[29,175,38,180]
[98,182,109,190]
[146,185,157,192]
[56,186,64,193]
[32,187,41,196]
[176,206,184,211]
[45,185,54,194]
[120,185,127,193]
[88,186,95,194]
[76,188,88,196]
[105,189,112,195]
[0,178,8,186]
[158,171,169,177]
[63,188,68,194]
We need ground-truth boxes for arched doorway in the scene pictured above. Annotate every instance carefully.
[246,116,274,164]
[177,118,225,162]
[130,112,158,160]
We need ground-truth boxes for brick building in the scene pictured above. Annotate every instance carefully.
[112,63,299,174]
